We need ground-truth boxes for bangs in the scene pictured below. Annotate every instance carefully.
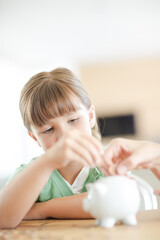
[29,81,81,128]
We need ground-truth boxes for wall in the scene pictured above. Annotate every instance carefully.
[81,58,160,207]
[80,58,160,142]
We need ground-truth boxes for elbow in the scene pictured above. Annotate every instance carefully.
[0,220,20,229]
[0,205,22,229]
[0,211,22,229]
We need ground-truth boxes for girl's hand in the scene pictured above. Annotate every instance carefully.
[99,138,160,179]
[45,129,104,170]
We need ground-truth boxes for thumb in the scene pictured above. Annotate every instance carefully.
[116,154,140,174]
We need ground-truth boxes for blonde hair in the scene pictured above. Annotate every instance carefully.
[19,67,101,140]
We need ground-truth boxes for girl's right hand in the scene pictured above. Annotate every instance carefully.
[45,129,104,170]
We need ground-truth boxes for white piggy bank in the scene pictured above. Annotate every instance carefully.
[83,175,141,228]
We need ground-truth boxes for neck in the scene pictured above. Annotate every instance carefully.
[58,162,84,185]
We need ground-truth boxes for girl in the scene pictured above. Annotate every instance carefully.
[0,68,155,229]
[0,67,104,228]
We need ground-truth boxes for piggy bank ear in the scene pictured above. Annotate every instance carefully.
[86,183,93,191]
[94,183,108,197]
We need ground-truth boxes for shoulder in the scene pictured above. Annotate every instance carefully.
[5,158,37,185]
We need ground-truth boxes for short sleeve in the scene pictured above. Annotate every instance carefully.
[5,163,28,185]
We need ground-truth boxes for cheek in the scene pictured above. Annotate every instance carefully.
[39,136,56,151]
[79,120,92,135]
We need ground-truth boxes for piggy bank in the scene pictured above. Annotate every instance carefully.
[83,175,141,228]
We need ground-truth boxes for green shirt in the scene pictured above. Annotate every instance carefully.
[7,159,104,202]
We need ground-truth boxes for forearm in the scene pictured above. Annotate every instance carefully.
[24,201,48,220]
[25,193,93,220]
[0,154,53,228]
[45,193,93,219]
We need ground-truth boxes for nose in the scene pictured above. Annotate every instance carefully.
[56,124,69,140]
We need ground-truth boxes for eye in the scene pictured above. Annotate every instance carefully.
[68,117,79,124]
[43,127,54,134]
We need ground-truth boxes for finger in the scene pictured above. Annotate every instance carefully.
[102,144,127,168]
[98,165,110,176]
[151,168,160,181]
[154,189,160,196]
[67,138,97,167]
[97,158,116,176]
[73,134,103,165]
[107,164,117,175]
[78,132,104,154]
[63,149,90,168]
[113,146,131,163]
[102,145,117,167]
[116,153,142,174]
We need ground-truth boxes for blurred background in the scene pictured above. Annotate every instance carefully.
[0,0,160,201]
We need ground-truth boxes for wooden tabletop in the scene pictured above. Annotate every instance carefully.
[1,210,160,240]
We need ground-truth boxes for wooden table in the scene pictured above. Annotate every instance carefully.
[0,210,160,240]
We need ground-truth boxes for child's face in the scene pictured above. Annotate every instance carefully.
[29,104,95,151]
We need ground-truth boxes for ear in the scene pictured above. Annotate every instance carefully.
[88,104,96,128]
[28,131,41,147]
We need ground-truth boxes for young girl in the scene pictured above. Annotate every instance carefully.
[0,67,156,229]
[0,67,105,228]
